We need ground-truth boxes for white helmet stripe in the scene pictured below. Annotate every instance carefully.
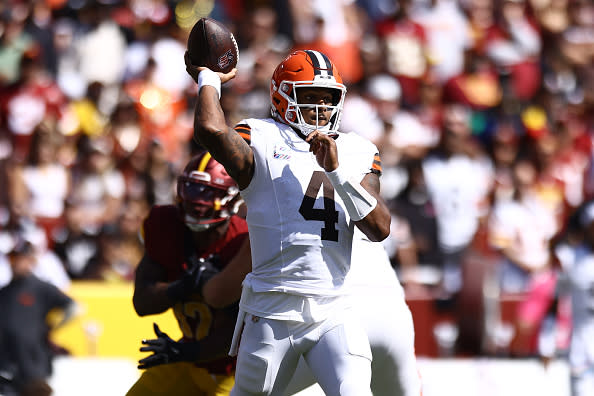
[305,50,331,77]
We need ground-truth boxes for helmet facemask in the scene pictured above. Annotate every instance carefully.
[272,80,346,137]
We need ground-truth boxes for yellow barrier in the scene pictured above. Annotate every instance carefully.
[51,281,182,361]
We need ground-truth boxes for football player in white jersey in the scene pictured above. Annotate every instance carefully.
[555,200,594,396]
[134,230,422,396]
[284,229,422,396]
[185,49,391,396]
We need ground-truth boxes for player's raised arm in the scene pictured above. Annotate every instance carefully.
[195,74,253,190]
[184,27,254,190]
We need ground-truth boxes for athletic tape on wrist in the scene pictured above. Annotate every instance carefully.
[326,167,377,221]
[198,69,221,99]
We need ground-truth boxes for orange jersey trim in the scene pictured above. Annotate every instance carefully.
[234,124,251,144]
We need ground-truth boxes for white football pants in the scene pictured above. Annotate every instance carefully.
[231,308,373,396]
[283,287,421,396]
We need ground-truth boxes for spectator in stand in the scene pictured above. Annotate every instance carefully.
[342,74,438,202]
[24,1,58,78]
[375,0,429,107]
[339,77,389,153]
[443,48,502,111]
[530,0,570,36]
[559,0,594,68]
[82,197,147,282]
[412,0,474,84]
[488,157,560,356]
[341,73,439,216]
[235,7,290,121]
[485,0,542,104]
[488,157,558,294]
[0,3,35,85]
[52,199,100,280]
[59,81,108,139]
[411,70,443,141]
[422,103,494,298]
[548,118,590,211]
[578,68,594,201]
[52,17,87,100]
[289,0,366,84]
[0,53,66,163]
[522,115,573,230]
[105,102,150,201]
[368,74,439,167]
[233,5,290,117]
[465,0,497,53]
[389,158,442,292]
[67,134,126,235]
[358,33,388,78]
[74,2,126,93]
[139,140,178,207]
[488,118,521,203]
[9,124,71,248]
[123,55,192,164]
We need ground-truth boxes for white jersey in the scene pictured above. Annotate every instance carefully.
[346,228,405,294]
[22,164,69,218]
[488,196,557,272]
[423,153,493,251]
[238,118,379,320]
[558,244,594,370]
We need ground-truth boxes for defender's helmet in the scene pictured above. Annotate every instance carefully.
[177,151,241,232]
[270,50,346,136]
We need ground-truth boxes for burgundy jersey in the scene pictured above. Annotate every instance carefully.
[141,204,248,374]
[142,205,248,281]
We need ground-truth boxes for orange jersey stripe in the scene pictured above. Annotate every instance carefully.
[234,124,251,144]
[237,132,251,141]
[372,153,382,173]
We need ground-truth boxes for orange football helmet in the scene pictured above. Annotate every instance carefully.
[176,151,241,232]
[270,50,346,136]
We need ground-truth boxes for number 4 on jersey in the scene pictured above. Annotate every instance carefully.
[299,171,339,241]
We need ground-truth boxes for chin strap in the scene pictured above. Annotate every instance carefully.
[326,167,377,221]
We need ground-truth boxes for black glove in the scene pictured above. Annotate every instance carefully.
[166,254,221,301]
[138,323,200,369]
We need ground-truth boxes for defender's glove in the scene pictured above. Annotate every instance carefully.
[166,254,220,301]
[138,323,200,369]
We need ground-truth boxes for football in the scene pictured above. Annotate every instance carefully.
[187,17,239,74]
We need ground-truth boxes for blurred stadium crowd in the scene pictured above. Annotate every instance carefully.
[0,0,593,359]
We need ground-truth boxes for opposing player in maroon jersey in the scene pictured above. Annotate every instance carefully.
[126,151,251,396]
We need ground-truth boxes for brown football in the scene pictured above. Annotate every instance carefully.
[187,17,239,74]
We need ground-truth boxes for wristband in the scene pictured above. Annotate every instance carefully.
[326,167,377,221]
[198,69,221,99]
